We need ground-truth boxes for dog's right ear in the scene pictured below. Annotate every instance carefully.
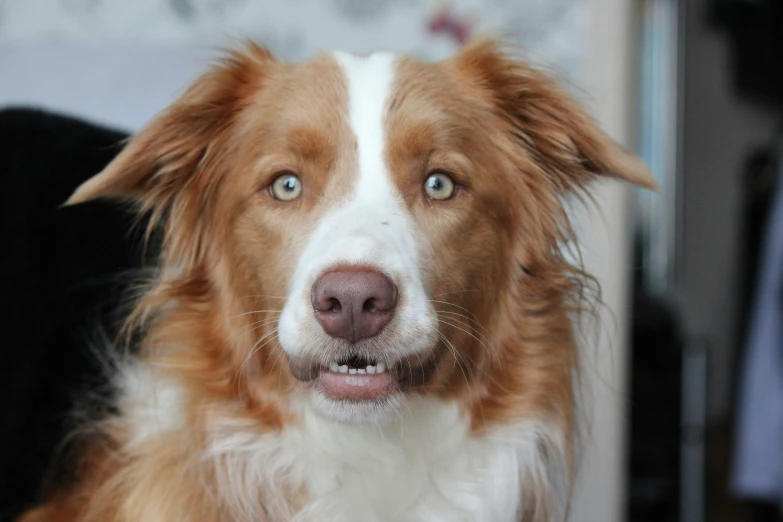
[65,43,275,210]
[451,39,657,192]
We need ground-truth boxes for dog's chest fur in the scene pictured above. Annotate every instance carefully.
[120,365,562,522]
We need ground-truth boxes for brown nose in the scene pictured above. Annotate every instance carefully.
[311,270,397,343]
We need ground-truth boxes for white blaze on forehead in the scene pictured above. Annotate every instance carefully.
[333,51,398,203]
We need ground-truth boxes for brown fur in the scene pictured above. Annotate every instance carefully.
[22,39,654,521]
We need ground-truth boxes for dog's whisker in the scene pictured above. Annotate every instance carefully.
[437,318,500,364]
[435,309,485,329]
[427,299,482,323]
[241,317,282,330]
[234,295,287,300]
[237,328,280,377]
[229,310,284,320]
[429,289,480,299]
[434,329,473,381]
[435,311,495,352]
[268,345,289,379]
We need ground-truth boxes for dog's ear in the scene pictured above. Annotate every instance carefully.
[66,43,275,208]
[451,39,657,191]
[65,43,274,269]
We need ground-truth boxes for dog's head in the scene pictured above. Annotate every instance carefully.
[68,41,654,424]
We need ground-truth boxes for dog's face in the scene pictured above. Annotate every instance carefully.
[271,52,523,422]
[68,41,654,424]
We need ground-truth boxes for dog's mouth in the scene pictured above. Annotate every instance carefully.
[319,354,397,401]
[288,352,440,402]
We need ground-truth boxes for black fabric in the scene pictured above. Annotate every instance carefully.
[0,108,136,521]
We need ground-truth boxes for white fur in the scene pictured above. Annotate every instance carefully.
[277,52,437,421]
[115,362,186,448]
[119,363,565,521]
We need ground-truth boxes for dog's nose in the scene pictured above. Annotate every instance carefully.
[311,270,397,343]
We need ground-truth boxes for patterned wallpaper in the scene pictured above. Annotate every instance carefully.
[0,0,585,82]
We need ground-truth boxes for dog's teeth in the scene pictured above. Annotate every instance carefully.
[331,361,385,375]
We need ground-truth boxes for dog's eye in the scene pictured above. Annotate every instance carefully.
[423,172,456,201]
[270,172,302,201]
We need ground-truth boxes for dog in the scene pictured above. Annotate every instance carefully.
[19,39,655,522]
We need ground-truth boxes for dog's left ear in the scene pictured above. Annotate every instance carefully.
[451,39,657,191]
[66,43,275,207]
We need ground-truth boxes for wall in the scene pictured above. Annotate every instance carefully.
[570,0,642,520]
[0,0,585,70]
[681,0,777,423]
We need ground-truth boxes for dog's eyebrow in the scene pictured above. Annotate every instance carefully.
[286,127,335,161]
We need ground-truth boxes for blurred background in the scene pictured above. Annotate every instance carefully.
[0,0,781,521]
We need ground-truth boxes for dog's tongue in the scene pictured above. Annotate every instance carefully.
[288,359,319,382]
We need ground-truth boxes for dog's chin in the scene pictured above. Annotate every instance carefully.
[310,390,407,424]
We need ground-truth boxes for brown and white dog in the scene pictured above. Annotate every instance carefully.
[20,39,654,522]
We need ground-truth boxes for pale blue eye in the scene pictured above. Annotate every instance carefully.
[271,173,302,201]
[424,172,455,200]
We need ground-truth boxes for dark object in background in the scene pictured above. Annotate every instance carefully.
[627,269,684,522]
[712,0,783,109]
[0,108,137,521]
